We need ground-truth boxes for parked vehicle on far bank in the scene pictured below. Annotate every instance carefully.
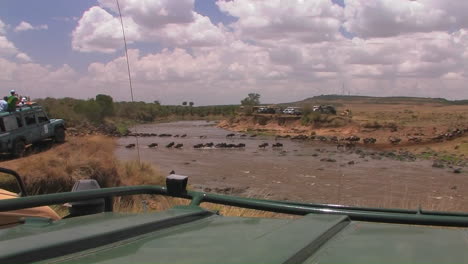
[0,105,66,157]
[283,107,302,115]
[256,107,276,114]
[312,105,337,115]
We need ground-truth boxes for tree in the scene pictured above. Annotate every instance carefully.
[182,101,187,106]
[189,102,194,107]
[95,94,114,119]
[241,93,260,106]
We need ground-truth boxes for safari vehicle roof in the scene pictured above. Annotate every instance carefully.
[0,105,43,118]
[1,185,468,264]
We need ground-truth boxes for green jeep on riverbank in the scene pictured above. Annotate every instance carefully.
[0,105,65,157]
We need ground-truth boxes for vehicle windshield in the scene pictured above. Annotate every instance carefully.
[0,0,467,215]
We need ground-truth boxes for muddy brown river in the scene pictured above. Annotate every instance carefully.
[116,121,468,211]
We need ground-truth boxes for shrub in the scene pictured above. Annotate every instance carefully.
[362,121,382,129]
[1,136,164,195]
[255,115,269,125]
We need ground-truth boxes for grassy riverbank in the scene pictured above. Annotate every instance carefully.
[0,135,288,218]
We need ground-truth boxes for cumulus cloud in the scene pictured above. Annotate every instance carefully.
[0,36,18,57]
[15,52,32,62]
[52,16,79,22]
[72,6,140,53]
[80,26,468,103]
[3,0,468,104]
[337,31,467,79]
[217,0,344,44]
[0,59,80,98]
[0,20,17,57]
[98,0,195,28]
[344,0,468,38]
[0,19,6,34]
[0,19,33,62]
[152,13,228,47]
[72,0,226,53]
[14,21,48,32]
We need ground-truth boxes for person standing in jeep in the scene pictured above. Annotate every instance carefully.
[0,97,7,112]
[7,90,18,113]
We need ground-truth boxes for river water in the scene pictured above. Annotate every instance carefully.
[116,121,467,211]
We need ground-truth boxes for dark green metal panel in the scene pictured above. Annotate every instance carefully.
[26,212,468,264]
[1,185,468,263]
[305,222,468,264]
[0,207,214,263]
[36,213,350,264]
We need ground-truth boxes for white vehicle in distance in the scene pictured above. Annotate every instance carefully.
[282,107,302,115]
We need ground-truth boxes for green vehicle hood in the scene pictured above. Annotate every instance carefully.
[1,206,467,264]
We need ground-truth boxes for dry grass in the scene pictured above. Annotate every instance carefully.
[115,195,295,219]
[0,136,164,195]
[0,136,289,219]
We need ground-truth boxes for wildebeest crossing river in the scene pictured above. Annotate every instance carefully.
[116,121,468,211]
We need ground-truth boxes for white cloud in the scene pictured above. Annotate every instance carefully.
[0,36,18,57]
[0,19,33,62]
[52,16,79,22]
[98,0,195,28]
[69,25,468,103]
[0,58,17,81]
[72,6,140,53]
[14,21,48,32]
[0,20,6,34]
[0,59,80,98]
[344,0,468,38]
[336,31,467,79]
[15,52,32,62]
[4,1,468,104]
[150,13,228,47]
[217,0,344,44]
[15,21,33,32]
[71,1,229,53]
[0,20,34,63]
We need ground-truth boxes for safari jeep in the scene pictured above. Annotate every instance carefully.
[0,105,65,157]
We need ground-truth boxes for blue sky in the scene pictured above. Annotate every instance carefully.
[1,1,94,70]
[1,0,239,72]
[0,0,467,104]
[0,0,349,72]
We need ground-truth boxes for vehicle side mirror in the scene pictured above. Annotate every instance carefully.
[0,167,27,197]
[66,180,106,217]
[166,173,188,195]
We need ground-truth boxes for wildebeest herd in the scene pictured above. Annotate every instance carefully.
[123,132,376,150]
[124,126,468,150]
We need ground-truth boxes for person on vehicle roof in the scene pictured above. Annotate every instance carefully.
[0,96,8,112]
[7,90,18,112]
[18,96,27,106]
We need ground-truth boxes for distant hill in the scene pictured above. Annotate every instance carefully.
[291,95,468,106]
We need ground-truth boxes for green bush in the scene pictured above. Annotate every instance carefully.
[362,121,382,129]
[36,95,239,130]
[255,115,269,125]
[301,112,321,125]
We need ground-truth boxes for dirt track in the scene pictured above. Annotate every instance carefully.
[116,121,468,212]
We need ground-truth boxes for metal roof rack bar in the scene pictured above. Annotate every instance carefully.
[1,185,468,227]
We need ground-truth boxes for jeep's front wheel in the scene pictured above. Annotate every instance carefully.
[11,140,26,158]
[54,127,66,143]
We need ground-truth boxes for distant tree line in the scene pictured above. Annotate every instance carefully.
[36,95,238,127]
